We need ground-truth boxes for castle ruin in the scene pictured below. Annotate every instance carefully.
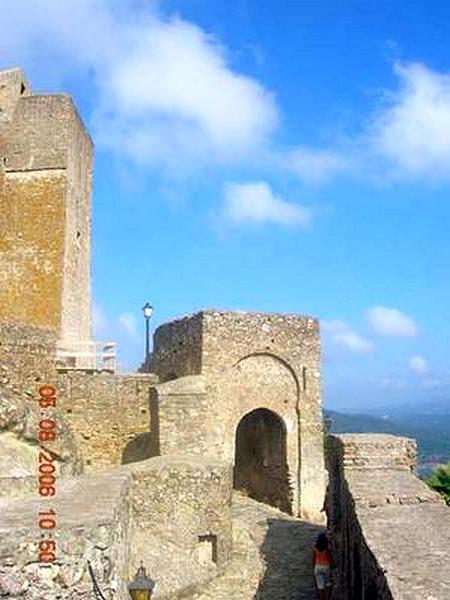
[0,68,449,599]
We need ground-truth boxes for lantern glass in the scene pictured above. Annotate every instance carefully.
[142,303,153,319]
[128,564,155,600]
[129,591,151,600]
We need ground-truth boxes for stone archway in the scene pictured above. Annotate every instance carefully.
[233,408,292,514]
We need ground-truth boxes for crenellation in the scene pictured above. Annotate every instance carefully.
[0,68,31,128]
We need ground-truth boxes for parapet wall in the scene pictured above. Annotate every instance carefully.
[326,434,450,599]
[0,469,131,599]
[56,371,157,470]
[152,312,203,380]
[127,455,233,597]
[0,456,233,599]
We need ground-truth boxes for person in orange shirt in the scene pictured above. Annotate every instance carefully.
[312,532,332,599]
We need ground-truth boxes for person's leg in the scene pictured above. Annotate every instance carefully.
[315,569,326,600]
[325,568,332,600]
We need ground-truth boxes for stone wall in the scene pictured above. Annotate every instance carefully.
[152,312,203,381]
[0,169,67,333]
[0,456,233,599]
[126,455,233,598]
[0,322,81,497]
[150,375,210,458]
[0,67,92,344]
[0,68,31,126]
[56,371,157,470]
[152,310,326,520]
[326,434,450,599]
[0,322,56,392]
[61,95,93,345]
[0,470,131,599]
[0,385,82,499]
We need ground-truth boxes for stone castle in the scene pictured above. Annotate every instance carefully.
[0,68,448,599]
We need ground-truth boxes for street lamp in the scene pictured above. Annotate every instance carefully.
[142,302,154,369]
[128,564,156,600]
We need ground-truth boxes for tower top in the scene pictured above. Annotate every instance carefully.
[0,67,31,125]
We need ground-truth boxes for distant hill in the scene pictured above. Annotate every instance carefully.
[325,409,450,467]
[365,397,450,419]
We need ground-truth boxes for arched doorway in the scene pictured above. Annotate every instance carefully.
[233,408,292,514]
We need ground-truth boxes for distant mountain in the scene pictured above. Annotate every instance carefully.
[325,410,397,434]
[325,409,450,466]
[364,397,450,419]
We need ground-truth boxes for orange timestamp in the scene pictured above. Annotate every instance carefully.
[36,384,59,564]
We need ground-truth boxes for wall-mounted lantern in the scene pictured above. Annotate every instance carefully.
[128,564,156,600]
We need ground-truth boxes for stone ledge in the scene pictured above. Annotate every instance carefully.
[357,503,450,599]
[152,374,207,395]
[327,433,417,471]
[346,469,442,508]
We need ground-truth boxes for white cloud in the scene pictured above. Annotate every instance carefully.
[366,306,418,337]
[409,355,429,375]
[371,62,450,179]
[118,312,139,339]
[277,60,450,184]
[7,5,450,186]
[281,147,351,183]
[1,1,278,170]
[223,181,311,227]
[322,320,373,353]
[280,60,450,183]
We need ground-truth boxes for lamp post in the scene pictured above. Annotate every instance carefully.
[142,302,154,369]
[128,564,156,600]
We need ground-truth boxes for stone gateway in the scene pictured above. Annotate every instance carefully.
[151,310,326,521]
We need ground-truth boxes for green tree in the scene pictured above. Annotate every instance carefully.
[426,463,450,505]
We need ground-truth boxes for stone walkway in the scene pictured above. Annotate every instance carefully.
[187,493,323,600]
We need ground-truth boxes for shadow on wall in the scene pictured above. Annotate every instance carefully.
[234,408,293,514]
[255,517,323,599]
[122,432,153,464]
[121,389,160,464]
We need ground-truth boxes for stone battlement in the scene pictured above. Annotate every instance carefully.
[326,434,450,599]
[327,433,417,471]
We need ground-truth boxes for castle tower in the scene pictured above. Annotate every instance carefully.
[0,68,92,348]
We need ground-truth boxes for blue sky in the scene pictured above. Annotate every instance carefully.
[2,0,450,410]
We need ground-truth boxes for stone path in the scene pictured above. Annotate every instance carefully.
[187,493,323,600]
